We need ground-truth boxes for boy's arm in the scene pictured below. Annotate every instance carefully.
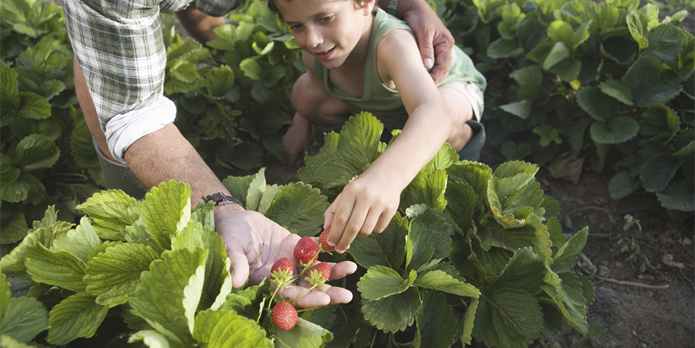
[376,0,454,83]
[324,30,451,253]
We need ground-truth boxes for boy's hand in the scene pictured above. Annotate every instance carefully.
[323,173,402,253]
[399,0,455,84]
[283,113,311,167]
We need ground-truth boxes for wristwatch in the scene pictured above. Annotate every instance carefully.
[202,192,241,207]
[387,0,399,17]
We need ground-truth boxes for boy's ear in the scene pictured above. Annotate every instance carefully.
[362,0,375,14]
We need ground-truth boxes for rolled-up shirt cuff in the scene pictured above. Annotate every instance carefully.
[104,97,177,164]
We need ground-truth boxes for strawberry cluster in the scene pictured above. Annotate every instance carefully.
[268,231,335,331]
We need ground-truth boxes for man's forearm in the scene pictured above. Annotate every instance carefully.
[123,123,236,207]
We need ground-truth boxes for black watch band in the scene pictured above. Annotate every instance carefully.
[202,192,241,207]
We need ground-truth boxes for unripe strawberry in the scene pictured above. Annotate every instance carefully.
[294,237,319,266]
[318,230,335,252]
[270,257,294,281]
[272,301,298,331]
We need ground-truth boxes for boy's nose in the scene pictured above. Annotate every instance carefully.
[306,27,323,49]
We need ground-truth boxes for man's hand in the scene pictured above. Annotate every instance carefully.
[399,0,455,84]
[215,207,357,308]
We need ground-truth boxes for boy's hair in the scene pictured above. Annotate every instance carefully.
[265,0,374,20]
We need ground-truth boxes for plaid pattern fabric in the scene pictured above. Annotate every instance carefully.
[62,0,241,163]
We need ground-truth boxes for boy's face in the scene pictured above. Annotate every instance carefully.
[275,0,374,69]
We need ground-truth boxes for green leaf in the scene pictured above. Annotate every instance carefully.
[444,181,478,234]
[542,42,570,71]
[205,65,235,98]
[357,266,417,301]
[264,182,329,236]
[47,292,109,345]
[240,57,263,80]
[413,212,452,260]
[644,24,684,62]
[76,189,142,240]
[422,143,458,172]
[141,181,192,250]
[219,279,269,321]
[26,243,86,292]
[84,242,160,306]
[129,248,206,347]
[640,154,684,193]
[491,247,545,292]
[656,181,695,211]
[590,117,639,144]
[547,20,574,48]
[0,277,48,343]
[14,134,59,171]
[478,217,552,260]
[542,271,589,334]
[414,291,458,348]
[406,219,435,272]
[1,218,72,275]
[487,38,524,59]
[552,228,588,273]
[51,217,102,264]
[222,171,257,209]
[599,79,633,106]
[499,100,533,120]
[361,287,421,333]
[348,213,408,269]
[192,310,272,348]
[17,92,50,119]
[460,298,478,345]
[400,170,447,212]
[0,213,28,245]
[446,162,493,203]
[533,125,562,146]
[510,65,543,86]
[128,330,171,348]
[0,334,35,347]
[608,171,639,200]
[472,289,543,348]
[274,317,333,348]
[170,62,198,83]
[171,221,231,310]
[640,104,680,139]
[298,112,383,190]
[414,270,479,297]
[633,82,682,107]
[1,61,20,110]
[577,86,620,121]
[626,11,649,49]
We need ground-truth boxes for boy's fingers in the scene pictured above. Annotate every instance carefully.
[358,209,380,237]
[335,200,368,252]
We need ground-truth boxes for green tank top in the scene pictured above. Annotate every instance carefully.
[314,8,486,127]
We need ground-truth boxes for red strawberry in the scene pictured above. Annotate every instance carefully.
[270,257,294,281]
[306,262,331,287]
[294,237,319,266]
[318,230,335,252]
[272,302,298,331]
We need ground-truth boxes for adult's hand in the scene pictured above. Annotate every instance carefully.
[215,207,357,308]
[400,0,455,84]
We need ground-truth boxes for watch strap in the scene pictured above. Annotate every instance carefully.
[387,0,399,16]
[202,192,241,207]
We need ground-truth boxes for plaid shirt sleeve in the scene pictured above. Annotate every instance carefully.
[62,0,240,163]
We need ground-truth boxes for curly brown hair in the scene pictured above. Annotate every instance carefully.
[265,0,372,20]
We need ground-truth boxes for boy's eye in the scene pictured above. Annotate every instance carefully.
[290,24,304,31]
[319,15,333,23]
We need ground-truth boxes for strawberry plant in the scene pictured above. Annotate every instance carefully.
[0,177,333,346]
[161,0,303,173]
[1,0,103,238]
[296,112,593,347]
[443,0,694,219]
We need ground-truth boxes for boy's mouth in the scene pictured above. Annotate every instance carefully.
[313,46,336,60]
